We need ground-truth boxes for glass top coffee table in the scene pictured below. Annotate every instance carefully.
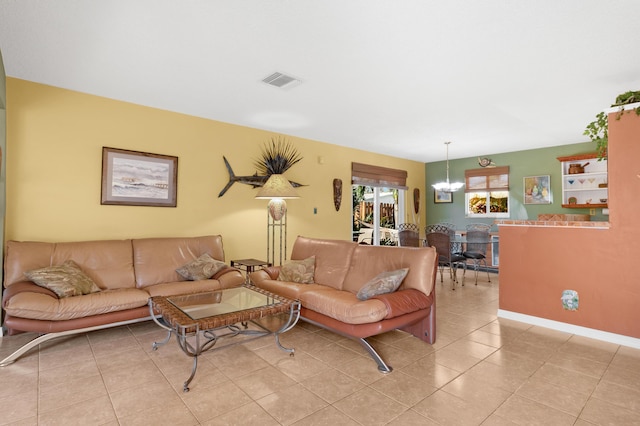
[149,285,300,392]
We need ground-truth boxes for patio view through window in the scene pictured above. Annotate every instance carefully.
[351,162,408,246]
[353,186,405,245]
[465,166,510,218]
[466,191,509,217]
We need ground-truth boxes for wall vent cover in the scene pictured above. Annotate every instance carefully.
[262,72,301,89]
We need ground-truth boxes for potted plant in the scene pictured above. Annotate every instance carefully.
[584,91,640,160]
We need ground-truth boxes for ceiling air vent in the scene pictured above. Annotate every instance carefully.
[262,72,301,89]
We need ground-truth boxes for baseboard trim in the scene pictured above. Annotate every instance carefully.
[497,309,640,350]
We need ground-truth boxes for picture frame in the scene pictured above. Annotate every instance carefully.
[524,175,551,205]
[101,147,178,207]
[434,189,453,204]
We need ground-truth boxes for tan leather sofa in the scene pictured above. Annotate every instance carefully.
[250,236,438,372]
[1,235,244,365]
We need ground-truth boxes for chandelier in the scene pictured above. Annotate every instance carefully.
[432,141,464,192]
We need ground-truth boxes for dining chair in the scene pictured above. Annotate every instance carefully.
[438,222,456,231]
[426,231,466,289]
[397,223,420,247]
[462,230,492,285]
[425,224,449,249]
[438,222,462,255]
[425,223,450,234]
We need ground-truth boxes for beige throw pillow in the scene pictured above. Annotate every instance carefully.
[278,256,315,284]
[356,268,409,301]
[24,260,101,298]
[176,253,227,281]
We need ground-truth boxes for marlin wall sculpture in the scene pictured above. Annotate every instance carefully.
[218,156,305,197]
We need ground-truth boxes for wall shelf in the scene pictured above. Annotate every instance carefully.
[557,153,608,209]
[561,203,607,209]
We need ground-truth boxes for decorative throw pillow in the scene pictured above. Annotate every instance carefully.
[176,253,227,281]
[24,260,101,298]
[356,268,409,301]
[278,256,316,284]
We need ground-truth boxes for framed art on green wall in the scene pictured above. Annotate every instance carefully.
[524,175,551,205]
[434,189,452,203]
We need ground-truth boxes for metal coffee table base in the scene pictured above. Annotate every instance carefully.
[149,300,300,392]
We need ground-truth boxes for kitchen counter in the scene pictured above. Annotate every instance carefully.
[495,219,609,229]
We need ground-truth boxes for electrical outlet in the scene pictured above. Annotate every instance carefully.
[589,208,595,215]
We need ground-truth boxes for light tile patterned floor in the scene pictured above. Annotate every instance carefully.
[1,273,639,425]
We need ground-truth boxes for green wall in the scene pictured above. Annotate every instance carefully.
[425,141,608,229]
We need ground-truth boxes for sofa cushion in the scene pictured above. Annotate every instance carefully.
[356,268,408,301]
[278,256,315,284]
[343,245,437,296]
[24,260,101,298]
[133,236,226,288]
[4,240,136,290]
[299,289,388,324]
[176,253,227,281]
[290,236,356,289]
[3,287,150,321]
[250,275,331,301]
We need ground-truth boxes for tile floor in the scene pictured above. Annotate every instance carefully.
[1,272,639,425]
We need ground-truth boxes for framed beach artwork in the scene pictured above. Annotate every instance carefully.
[434,189,452,204]
[524,175,551,205]
[101,147,178,207]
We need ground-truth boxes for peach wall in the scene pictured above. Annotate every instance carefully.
[498,108,640,339]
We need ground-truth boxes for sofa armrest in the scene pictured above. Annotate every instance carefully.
[212,266,245,288]
[2,281,57,308]
[212,265,240,280]
[260,266,282,280]
[371,289,433,320]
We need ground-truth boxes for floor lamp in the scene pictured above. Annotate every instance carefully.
[255,174,299,266]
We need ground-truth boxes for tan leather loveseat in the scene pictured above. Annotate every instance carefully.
[1,235,244,365]
[250,236,438,372]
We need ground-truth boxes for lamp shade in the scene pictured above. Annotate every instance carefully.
[255,174,299,199]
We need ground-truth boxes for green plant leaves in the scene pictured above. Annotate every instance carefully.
[583,111,608,160]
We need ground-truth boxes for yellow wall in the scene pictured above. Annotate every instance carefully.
[5,78,426,262]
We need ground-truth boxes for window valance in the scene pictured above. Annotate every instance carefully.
[465,166,509,192]
[352,162,408,189]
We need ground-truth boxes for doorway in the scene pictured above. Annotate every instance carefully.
[352,185,405,245]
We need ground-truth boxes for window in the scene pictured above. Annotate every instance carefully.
[352,163,407,246]
[465,166,510,218]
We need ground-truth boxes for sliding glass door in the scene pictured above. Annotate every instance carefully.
[352,185,405,245]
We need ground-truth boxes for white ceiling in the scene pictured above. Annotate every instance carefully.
[1,0,639,162]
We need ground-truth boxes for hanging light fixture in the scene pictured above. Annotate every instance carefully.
[432,141,464,192]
